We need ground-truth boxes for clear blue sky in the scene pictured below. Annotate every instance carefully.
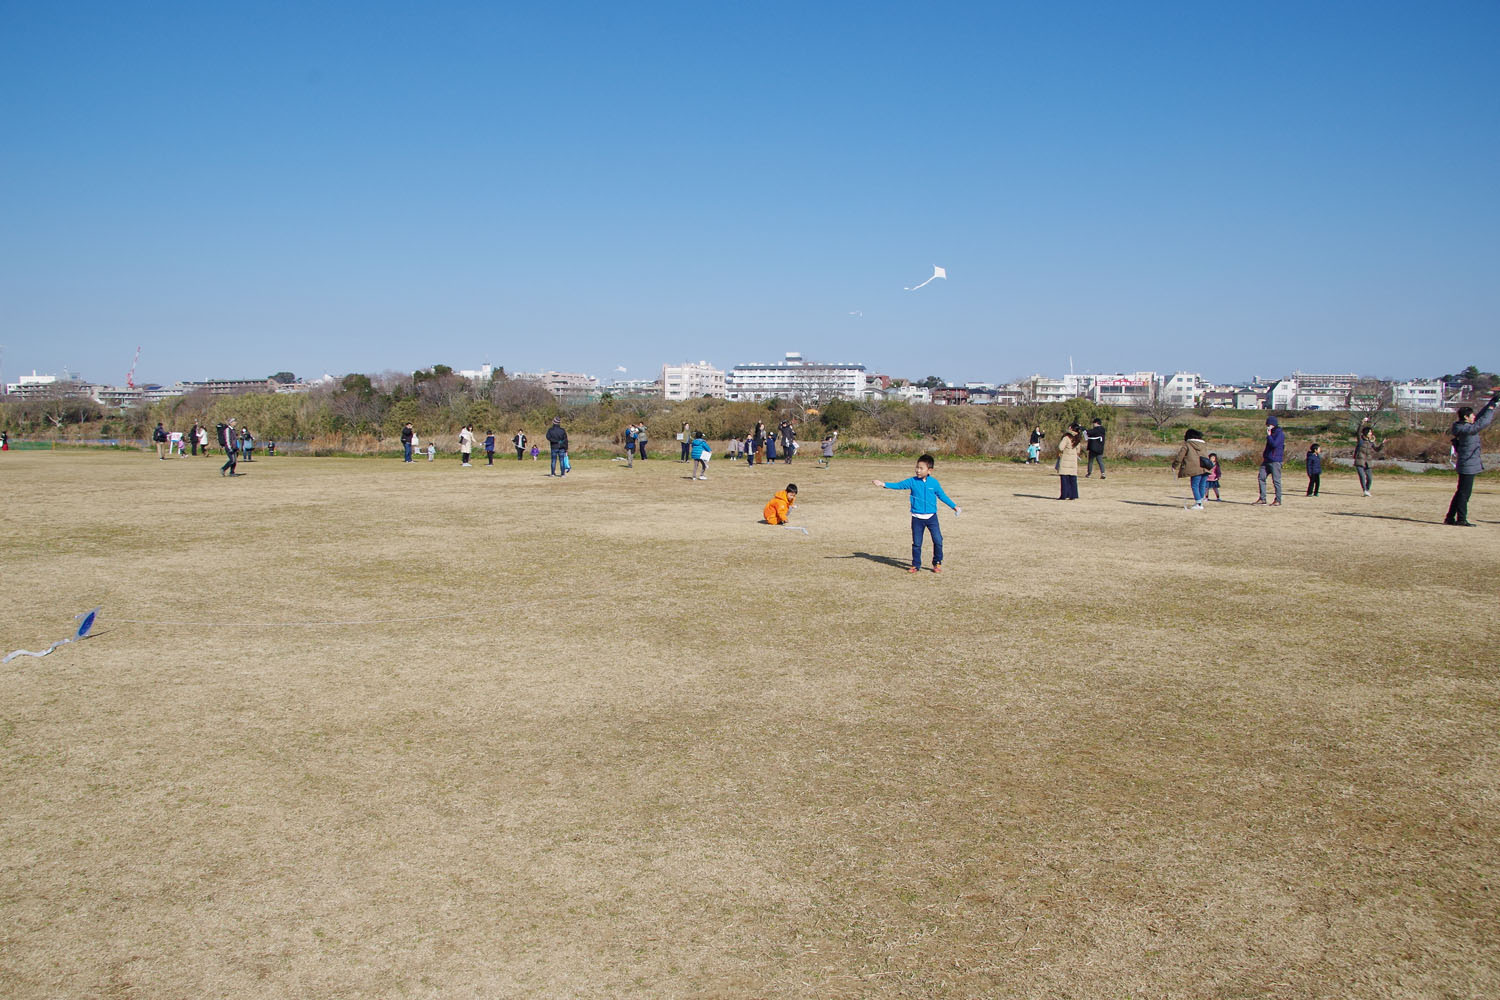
[3,1,1496,387]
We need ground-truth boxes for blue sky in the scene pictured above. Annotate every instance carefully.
[3,1,1496,387]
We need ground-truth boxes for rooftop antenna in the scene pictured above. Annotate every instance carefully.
[126,346,141,389]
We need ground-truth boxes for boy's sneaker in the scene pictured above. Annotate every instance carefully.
[932,564,942,574]
[907,566,920,574]
[1270,500,1281,506]
[1193,503,1205,510]
[1251,498,1266,505]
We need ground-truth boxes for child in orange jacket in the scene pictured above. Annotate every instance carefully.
[763,484,798,524]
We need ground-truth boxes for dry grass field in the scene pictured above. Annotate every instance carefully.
[2,449,1498,999]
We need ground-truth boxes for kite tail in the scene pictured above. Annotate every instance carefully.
[905,275,937,291]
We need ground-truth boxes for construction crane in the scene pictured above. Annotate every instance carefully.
[126,346,141,390]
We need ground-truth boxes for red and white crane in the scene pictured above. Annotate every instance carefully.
[126,346,141,389]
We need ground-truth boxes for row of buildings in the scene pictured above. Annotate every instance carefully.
[4,356,1466,413]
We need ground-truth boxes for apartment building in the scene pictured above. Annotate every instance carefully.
[660,361,726,400]
[726,353,865,402]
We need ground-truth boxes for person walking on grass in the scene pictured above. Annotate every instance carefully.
[546,417,569,477]
[1085,418,1107,479]
[1305,443,1323,497]
[1170,428,1212,510]
[1205,453,1222,501]
[1056,423,1085,500]
[1253,416,1285,506]
[1353,422,1381,497]
[512,429,527,461]
[872,453,961,573]
[691,428,711,480]
[1445,392,1500,527]
[218,418,239,477]
[819,432,837,468]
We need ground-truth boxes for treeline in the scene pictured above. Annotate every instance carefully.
[0,367,1125,458]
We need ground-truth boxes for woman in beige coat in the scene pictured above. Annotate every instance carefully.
[1056,423,1085,500]
[1170,428,1212,510]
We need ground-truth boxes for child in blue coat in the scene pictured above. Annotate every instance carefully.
[871,453,961,573]
[1305,443,1323,497]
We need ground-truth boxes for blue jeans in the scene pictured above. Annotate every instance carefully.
[1190,474,1208,503]
[911,515,943,568]
[403,442,413,462]
[550,447,566,475]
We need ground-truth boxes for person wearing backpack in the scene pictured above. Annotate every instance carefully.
[218,419,239,477]
[152,422,168,460]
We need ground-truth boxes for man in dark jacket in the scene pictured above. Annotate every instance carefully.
[546,417,569,477]
[1085,418,1106,478]
[400,422,415,463]
[1445,393,1500,526]
[1253,415,1285,506]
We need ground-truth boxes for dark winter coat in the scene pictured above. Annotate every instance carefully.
[1452,397,1499,475]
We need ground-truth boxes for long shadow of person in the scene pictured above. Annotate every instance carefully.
[826,551,910,569]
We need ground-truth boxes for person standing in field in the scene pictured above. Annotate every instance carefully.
[483,430,496,466]
[197,424,209,456]
[153,422,168,460]
[188,422,200,456]
[401,422,415,463]
[752,422,766,465]
[780,421,796,464]
[679,422,692,462]
[690,428,711,480]
[218,418,239,477]
[1205,452,1222,501]
[1085,418,1107,479]
[766,433,778,463]
[1353,423,1381,497]
[1305,443,1323,497]
[1056,423,1085,500]
[1445,392,1500,527]
[458,425,475,467]
[635,422,649,460]
[1170,428,1212,510]
[546,417,569,477]
[623,422,637,467]
[872,453,961,573]
[512,429,527,461]
[1253,416,1285,507]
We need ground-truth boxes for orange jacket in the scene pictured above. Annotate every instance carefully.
[763,490,795,524]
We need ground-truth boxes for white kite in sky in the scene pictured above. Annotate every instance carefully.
[905,265,947,291]
[614,365,627,373]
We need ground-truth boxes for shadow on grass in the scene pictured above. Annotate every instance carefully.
[827,551,910,570]
[1326,511,1448,526]
[1012,493,1059,500]
[1118,499,1184,508]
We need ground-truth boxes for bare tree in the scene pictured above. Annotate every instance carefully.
[1134,384,1183,434]
[1347,379,1393,429]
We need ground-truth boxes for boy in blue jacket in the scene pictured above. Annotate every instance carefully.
[872,453,962,573]
[1304,443,1322,496]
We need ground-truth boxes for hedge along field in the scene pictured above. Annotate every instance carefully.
[2,449,1498,999]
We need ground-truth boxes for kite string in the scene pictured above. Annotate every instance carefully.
[109,610,475,628]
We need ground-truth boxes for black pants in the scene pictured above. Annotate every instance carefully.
[1447,474,1475,523]
[516,447,524,460]
[486,450,494,465]
[221,447,237,475]
[1306,473,1320,496]
[681,441,690,461]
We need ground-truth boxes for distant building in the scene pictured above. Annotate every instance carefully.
[1161,372,1210,408]
[889,384,931,404]
[932,385,969,406]
[1092,373,1157,407]
[1200,390,1238,409]
[524,371,599,402]
[726,352,865,402]
[660,361,726,400]
[176,378,279,396]
[457,363,496,383]
[1392,380,1445,411]
[604,378,662,399]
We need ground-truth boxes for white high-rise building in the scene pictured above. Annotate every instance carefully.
[660,361,726,400]
[726,352,865,402]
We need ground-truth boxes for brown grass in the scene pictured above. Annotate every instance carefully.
[2,450,1498,998]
